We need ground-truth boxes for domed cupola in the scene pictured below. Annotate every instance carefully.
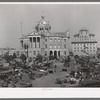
[35,16,51,33]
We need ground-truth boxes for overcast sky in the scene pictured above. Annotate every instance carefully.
[0,4,100,49]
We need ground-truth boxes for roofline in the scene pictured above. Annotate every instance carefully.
[71,41,97,44]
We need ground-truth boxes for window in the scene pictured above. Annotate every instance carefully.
[54,38,57,42]
[45,39,47,42]
[38,51,39,54]
[58,44,60,48]
[40,28,43,30]
[50,38,52,42]
[58,38,60,42]
[33,51,36,55]
[45,51,47,55]
[45,44,47,48]
[50,44,52,48]
[64,51,66,55]
[64,45,66,48]
[54,44,56,48]
[74,50,76,52]
[64,39,66,42]
[45,28,48,30]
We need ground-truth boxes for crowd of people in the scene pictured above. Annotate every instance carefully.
[0,53,57,87]
[61,54,100,87]
[0,52,100,87]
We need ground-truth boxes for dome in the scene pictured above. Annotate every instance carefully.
[38,16,49,25]
[35,16,51,33]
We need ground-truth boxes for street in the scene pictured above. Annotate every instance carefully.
[32,62,67,87]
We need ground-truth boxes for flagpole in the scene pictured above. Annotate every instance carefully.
[20,22,22,35]
[67,29,70,56]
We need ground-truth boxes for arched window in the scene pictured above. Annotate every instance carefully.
[58,38,60,42]
[58,44,60,48]
[50,44,52,48]
[45,28,48,30]
[50,38,52,42]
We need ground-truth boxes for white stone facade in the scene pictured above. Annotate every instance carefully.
[72,29,97,56]
[19,16,70,58]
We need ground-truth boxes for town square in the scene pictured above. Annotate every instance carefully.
[0,4,100,87]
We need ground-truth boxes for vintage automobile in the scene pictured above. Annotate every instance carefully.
[78,79,100,87]
[55,78,67,84]
[19,80,32,87]
[62,67,67,71]
[48,68,55,73]
[39,69,48,76]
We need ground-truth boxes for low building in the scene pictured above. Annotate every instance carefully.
[72,29,97,56]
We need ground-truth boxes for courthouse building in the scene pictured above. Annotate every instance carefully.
[19,16,70,58]
[72,29,97,56]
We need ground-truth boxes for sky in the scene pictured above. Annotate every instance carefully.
[0,4,100,49]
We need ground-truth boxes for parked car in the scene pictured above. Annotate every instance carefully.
[78,79,100,87]
[48,68,55,73]
[18,80,32,87]
[62,67,67,71]
[55,78,67,84]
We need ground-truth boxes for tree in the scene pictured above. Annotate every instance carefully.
[13,52,17,59]
[20,54,27,63]
[4,53,10,63]
[36,54,43,62]
[74,55,79,64]
[69,51,74,56]
[49,55,54,60]
[4,53,13,63]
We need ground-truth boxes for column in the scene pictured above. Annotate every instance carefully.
[39,37,40,48]
[35,37,37,48]
[57,51,58,57]
[31,37,33,48]
[37,37,38,48]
